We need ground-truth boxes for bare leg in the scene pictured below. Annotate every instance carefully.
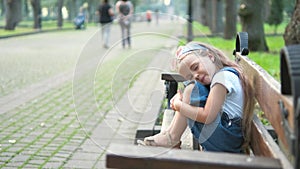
[142,84,195,148]
[167,111,188,142]
[166,83,194,141]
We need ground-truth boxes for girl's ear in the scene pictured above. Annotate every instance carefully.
[208,53,215,63]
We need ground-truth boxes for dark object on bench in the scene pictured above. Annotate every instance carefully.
[233,32,249,56]
[161,72,185,108]
[280,44,300,169]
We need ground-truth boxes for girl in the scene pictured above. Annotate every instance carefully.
[140,42,255,153]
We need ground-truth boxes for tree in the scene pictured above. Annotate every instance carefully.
[284,0,300,45]
[192,0,202,24]
[31,0,42,29]
[200,0,209,26]
[206,0,213,29]
[224,0,237,39]
[284,0,296,17]
[238,0,269,51]
[211,0,223,34]
[4,0,22,30]
[24,0,30,18]
[67,0,80,21]
[1,0,5,17]
[267,0,284,34]
[202,0,223,34]
[187,0,193,42]
[57,0,64,28]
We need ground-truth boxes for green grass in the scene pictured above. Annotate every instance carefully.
[0,20,77,37]
[192,21,211,35]
[193,18,289,35]
[191,26,285,81]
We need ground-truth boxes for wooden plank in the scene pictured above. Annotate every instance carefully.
[106,144,282,169]
[250,115,293,169]
[236,53,293,154]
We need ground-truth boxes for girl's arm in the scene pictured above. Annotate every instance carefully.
[172,83,227,124]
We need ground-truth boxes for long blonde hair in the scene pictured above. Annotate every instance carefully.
[184,41,255,153]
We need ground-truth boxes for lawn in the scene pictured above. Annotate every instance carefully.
[191,21,287,81]
[0,20,80,37]
[193,35,283,81]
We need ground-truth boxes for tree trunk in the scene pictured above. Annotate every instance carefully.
[284,0,300,45]
[1,0,5,17]
[67,0,77,21]
[30,0,42,29]
[211,0,223,34]
[206,0,213,30]
[187,0,193,42]
[68,0,81,21]
[199,0,208,26]
[238,0,269,51]
[57,0,64,28]
[264,0,271,21]
[224,0,237,39]
[24,0,29,18]
[87,0,97,23]
[193,0,201,23]
[4,0,22,30]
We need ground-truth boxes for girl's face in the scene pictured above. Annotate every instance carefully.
[178,53,217,85]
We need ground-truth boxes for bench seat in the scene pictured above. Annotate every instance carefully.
[106,143,282,169]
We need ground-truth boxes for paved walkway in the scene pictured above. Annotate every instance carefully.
[0,18,186,168]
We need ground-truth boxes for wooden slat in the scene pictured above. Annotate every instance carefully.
[106,144,282,169]
[251,115,293,169]
[236,53,293,153]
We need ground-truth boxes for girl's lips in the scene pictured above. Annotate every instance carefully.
[200,75,205,83]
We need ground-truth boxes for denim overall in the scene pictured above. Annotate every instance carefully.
[186,67,244,153]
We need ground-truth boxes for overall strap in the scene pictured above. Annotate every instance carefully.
[220,67,239,78]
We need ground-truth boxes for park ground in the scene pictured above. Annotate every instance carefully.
[0,14,288,168]
[0,17,187,168]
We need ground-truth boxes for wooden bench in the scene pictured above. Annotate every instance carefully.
[106,32,299,169]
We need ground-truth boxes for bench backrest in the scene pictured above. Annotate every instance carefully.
[234,32,298,169]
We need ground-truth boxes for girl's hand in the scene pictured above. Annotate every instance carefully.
[170,90,183,111]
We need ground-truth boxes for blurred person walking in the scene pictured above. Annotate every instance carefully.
[116,0,134,48]
[97,0,114,48]
[146,10,152,25]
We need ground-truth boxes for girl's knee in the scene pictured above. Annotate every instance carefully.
[182,83,194,103]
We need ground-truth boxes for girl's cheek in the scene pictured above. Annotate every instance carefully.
[207,76,213,84]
